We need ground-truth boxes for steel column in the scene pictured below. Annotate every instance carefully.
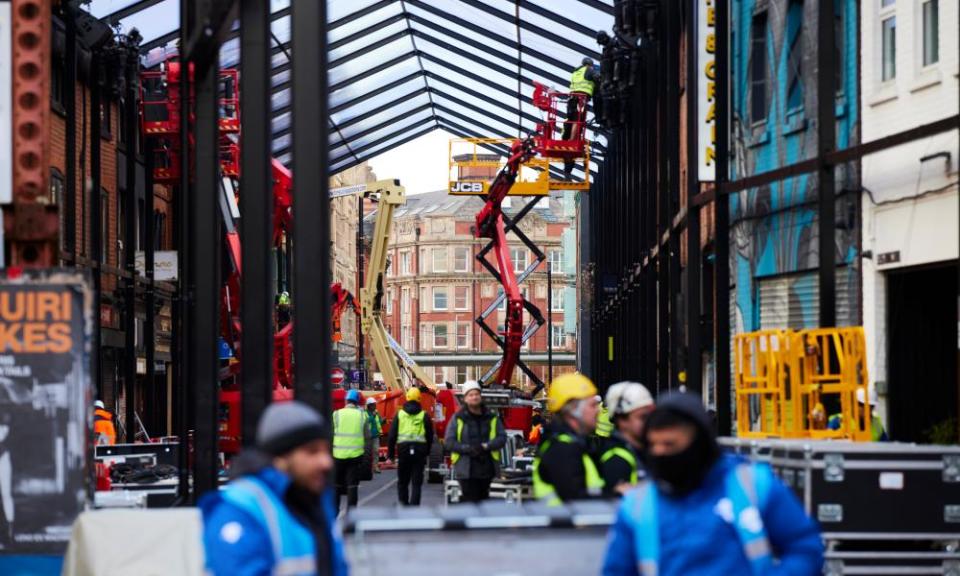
[817,0,837,328]
[123,44,138,442]
[291,0,331,420]
[191,51,222,499]
[145,134,156,435]
[240,0,274,445]
[715,0,732,433]
[685,0,702,396]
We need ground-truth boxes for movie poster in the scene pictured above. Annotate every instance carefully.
[0,271,91,554]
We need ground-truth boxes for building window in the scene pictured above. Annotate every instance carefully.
[386,288,393,314]
[454,247,470,272]
[402,325,412,350]
[433,287,448,310]
[749,12,768,124]
[401,287,410,314]
[549,249,563,273]
[511,248,527,273]
[454,286,469,310]
[456,323,469,349]
[401,251,411,275]
[51,45,65,111]
[433,324,448,348]
[456,366,468,384]
[432,219,446,234]
[881,15,896,81]
[101,100,112,138]
[102,193,112,260]
[551,287,564,312]
[154,210,166,249]
[786,0,804,112]
[922,0,939,67]
[551,325,565,349]
[433,248,447,273]
[51,170,65,252]
[482,283,493,297]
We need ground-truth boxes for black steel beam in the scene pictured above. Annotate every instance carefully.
[240,0,274,445]
[190,46,222,499]
[686,0,702,396]
[142,30,179,52]
[517,0,599,39]
[292,0,331,417]
[144,133,156,437]
[715,0,732,434]
[330,13,407,51]
[658,0,678,395]
[817,0,837,328]
[123,45,138,443]
[574,0,614,14]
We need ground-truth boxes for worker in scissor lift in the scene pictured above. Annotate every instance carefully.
[532,373,604,505]
[561,57,599,177]
[276,291,291,329]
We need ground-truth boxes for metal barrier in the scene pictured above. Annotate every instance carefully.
[735,327,871,441]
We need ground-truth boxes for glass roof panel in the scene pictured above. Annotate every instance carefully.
[328,0,384,24]
[337,93,433,140]
[330,19,407,62]
[330,76,423,117]
[348,109,434,151]
[330,124,439,173]
[271,69,291,89]
[272,133,291,154]
[329,58,420,110]
[271,88,290,113]
[107,0,178,46]
[273,111,292,134]
[328,36,415,87]
[87,0,148,19]
[271,14,292,46]
[329,3,405,45]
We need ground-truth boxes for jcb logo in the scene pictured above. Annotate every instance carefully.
[450,181,484,194]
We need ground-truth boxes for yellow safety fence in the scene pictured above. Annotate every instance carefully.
[734,327,872,441]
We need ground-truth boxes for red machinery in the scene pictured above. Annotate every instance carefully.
[474,82,589,392]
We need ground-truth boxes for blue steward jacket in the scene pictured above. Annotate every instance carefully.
[200,464,348,576]
[602,453,823,576]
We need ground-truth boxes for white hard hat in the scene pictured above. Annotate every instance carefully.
[605,382,654,416]
[856,387,878,407]
[462,380,482,395]
[94,400,105,410]
[366,397,377,406]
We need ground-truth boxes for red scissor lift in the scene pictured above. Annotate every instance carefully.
[474,82,589,397]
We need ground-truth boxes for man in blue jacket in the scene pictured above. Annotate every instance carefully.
[602,393,823,576]
[201,401,349,576]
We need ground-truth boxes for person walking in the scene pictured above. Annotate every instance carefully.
[599,382,654,496]
[201,401,348,576]
[444,381,507,503]
[532,373,604,505]
[365,397,384,474]
[93,400,117,445]
[388,387,434,506]
[602,393,823,576]
[333,389,369,515]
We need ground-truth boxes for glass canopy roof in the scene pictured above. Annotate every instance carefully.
[87,0,612,177]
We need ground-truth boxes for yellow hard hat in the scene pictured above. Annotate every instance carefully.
[546,373,597,413]
[406,387,421,402]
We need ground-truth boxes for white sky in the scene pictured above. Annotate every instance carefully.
[367,129,454,195]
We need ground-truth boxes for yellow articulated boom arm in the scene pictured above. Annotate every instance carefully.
[354,179,435,392]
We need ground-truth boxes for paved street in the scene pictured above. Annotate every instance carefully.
[353,468,446,509]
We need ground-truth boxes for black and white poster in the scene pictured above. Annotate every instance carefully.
[0,271,91,554]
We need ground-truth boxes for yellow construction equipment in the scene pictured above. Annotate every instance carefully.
[448,137,591,196]
[734,326,872,441]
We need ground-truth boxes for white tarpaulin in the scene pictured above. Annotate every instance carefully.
[62,509,205,576]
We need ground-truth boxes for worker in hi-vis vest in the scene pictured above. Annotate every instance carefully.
[332,389,369,515]
[388,387,434,506]
[444,381,507,503]
[561,57,598,176]
[533,373,604,505]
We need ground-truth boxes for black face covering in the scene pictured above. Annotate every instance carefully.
[645,432,717,496]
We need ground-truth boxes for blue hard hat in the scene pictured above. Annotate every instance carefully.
[346,389,361,404]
